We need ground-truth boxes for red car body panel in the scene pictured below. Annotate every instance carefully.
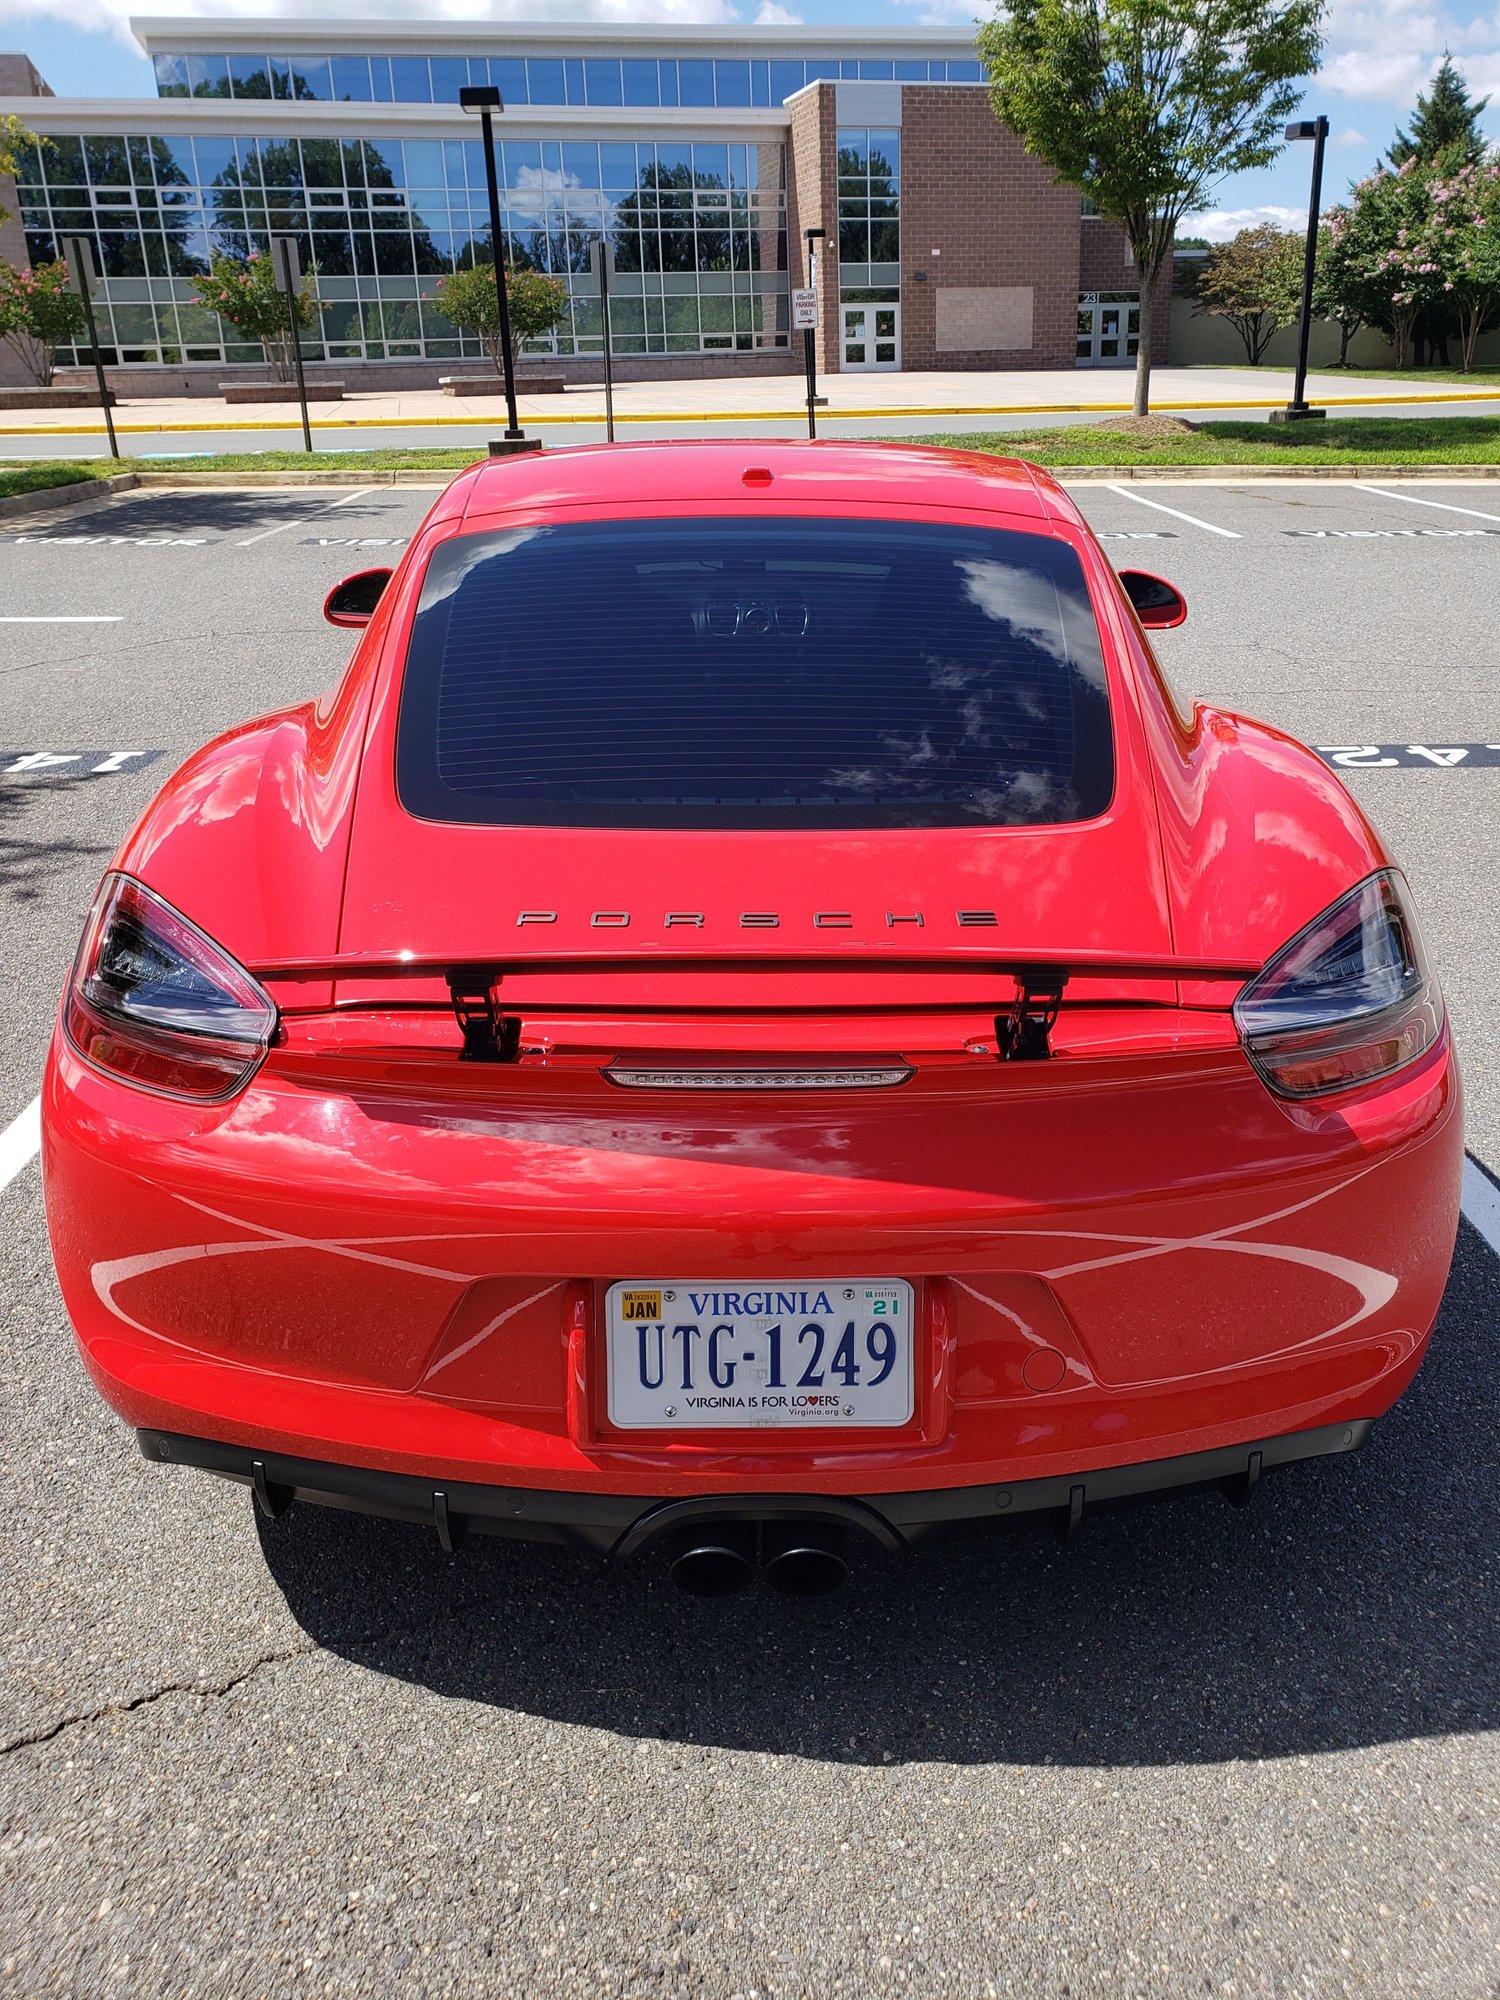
[42,443,1463,1536]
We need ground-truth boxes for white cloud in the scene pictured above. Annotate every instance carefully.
[1193,204,1305,241]
[889,0,983,24]
[753,0,802,20]
[1315,0,1500,111]
[4,0,743,55]
[1334,126,1369,144]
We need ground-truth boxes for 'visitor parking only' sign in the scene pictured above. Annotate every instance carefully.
[791,288,819,330]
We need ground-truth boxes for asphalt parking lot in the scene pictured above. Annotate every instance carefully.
[2,472,1497,1997]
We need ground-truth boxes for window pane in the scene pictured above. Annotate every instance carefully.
[713,60,750,106]
[622,59,658,105]
[331,56,371,101]
[770,60,803,102]
[679,59,713,105]
[291,58,333,100]
[390,57,431,101]
[585,58,622,104]
[154,55,188,97]
[188,54,230,97]
[398,519,1113,830]
[370,59,394,102]
[229,55,272,98]
[429,57,468,103]
[527,59,564,103]
[490,58,526,103]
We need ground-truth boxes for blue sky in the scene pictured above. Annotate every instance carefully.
[1,0,1495,237]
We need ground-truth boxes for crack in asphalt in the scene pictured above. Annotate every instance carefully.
[0,1640,322,1756]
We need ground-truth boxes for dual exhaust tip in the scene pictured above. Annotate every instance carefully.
[665,1520,851,1598]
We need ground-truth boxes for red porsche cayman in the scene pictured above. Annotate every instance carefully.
[42,442,1461,1596]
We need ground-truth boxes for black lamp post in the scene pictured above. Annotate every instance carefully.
[1278,115,1330,423]
[803,226,827,438]
[459,84,525,443]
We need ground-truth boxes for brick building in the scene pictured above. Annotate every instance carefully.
[0,20,1166,392]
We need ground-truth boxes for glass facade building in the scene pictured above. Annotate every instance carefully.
[3,22,979,374]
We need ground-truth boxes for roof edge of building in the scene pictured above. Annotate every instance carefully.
[128,16,981,55]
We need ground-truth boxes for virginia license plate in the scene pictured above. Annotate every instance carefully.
[604,1279,915,1430]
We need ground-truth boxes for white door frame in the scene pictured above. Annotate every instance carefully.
[841,301,901,370]
[1075,292,1141,368]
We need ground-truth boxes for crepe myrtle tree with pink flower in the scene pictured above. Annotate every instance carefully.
[1332,159,1454,368]
[190,248,322,382]
[0,258,88,386]
[1425,160,1500,369]
[430,262,569,374]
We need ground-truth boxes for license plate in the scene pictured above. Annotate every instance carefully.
[604,1279,915,1430]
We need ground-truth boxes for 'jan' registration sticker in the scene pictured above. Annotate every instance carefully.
[619,1289,663,1321]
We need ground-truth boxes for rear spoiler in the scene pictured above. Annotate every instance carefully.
[249,949,1258,1066]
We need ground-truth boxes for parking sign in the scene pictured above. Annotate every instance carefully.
[791,287,819,330]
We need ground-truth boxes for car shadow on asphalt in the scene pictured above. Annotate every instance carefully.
[256,1224,1498,1767]
[11,490,416,540]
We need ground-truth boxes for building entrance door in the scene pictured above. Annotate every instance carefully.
[1076,293,1140,366]
[842,303,900,369]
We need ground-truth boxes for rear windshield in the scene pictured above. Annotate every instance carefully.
[396,516,1112,829]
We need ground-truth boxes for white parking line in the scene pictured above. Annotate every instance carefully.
[1361,485,1500,526]
[235,488,375,548]
[1461,1158,1500,1256]
[1103,486,1242,539]
[0,616,122,624]
[0,1096,40,1192]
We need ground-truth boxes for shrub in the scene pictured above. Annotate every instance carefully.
[0,259,88,386]
[190,249,321,381]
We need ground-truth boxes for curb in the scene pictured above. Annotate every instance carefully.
[5,463,1500,511]
[0,471,138,520]
[130,468,458,488]
[1052,462,1500,481]
[4,386,1500,440]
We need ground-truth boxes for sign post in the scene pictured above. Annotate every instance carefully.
[799,225,825,441]
[62,237,118,462]
[590,238,616,445]
[270,234,313,454]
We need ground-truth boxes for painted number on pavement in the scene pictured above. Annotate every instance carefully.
[1317,744,1500,768]
[0,750,163,779]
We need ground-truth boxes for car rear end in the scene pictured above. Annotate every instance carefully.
[41,446,1462,1579]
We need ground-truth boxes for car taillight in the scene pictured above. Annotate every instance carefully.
[64,874,277,1101]
[1233,870,1443,1099]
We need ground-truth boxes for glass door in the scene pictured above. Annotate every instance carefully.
[842,303,900,370]
[1075,294,1141,367]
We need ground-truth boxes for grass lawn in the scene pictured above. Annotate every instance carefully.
[6,414,1500,489]
[908,415,1500,465]
[0,460,123,500]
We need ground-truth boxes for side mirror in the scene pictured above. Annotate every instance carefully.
[323,568,393,628]
[1117,569,1187,630]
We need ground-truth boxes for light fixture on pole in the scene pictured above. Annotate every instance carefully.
[459,83,525,445]
[1275,115,1330,424]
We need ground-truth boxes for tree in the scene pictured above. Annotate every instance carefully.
[1291,212,1369,363]
[190,249,322,380]
[980,0,1322,413]
[0,258,88,385]
[0,115,47,227]
[1195,222,1298,360]
[1427,159,1500,368]
[1332,161,1448,368]
[1388,54,1489,170]
[430,263,569,371]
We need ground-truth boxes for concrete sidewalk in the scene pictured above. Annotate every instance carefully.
[5,363,1499,439]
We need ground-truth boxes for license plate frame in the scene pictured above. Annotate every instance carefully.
[603,1279,916,1432]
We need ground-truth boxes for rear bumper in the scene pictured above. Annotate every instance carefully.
[140,1417,1374,1558]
